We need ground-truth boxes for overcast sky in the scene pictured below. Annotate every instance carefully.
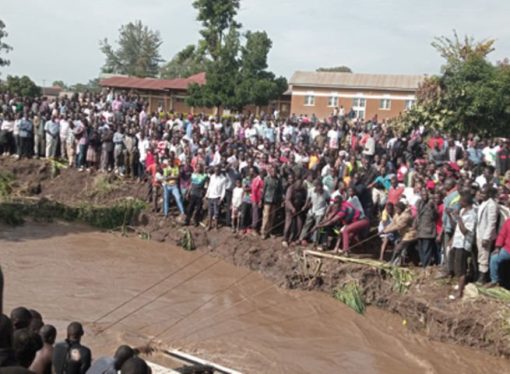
[2,0,510,86]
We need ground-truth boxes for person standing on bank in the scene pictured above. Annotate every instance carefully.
[52,322,91,374]
[415,189,438,267]
[476,186,499,283]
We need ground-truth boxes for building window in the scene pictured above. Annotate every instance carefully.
[380,99,391,110]
[352,98,366,108]
[304,95,315,106]
[405,100,415,110]
[352,97,366,119]
[328,96,338,107]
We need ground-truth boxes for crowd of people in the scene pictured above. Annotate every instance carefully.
[2,91,510,299]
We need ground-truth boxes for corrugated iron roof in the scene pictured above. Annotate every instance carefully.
[289,71,425,91]
[100,72,206,91]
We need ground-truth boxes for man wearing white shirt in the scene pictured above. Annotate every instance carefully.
[59,116,70,160]
[476,187,499,283]
[327,126,339,150]
[136,132,150,181]
[205,166,227,230]
[245,124,257,144]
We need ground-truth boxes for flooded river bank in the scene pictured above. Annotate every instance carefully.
[1,222,509,373]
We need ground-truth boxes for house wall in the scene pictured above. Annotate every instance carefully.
[290,86,416,120]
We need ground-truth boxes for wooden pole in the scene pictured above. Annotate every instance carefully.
[304,249,391,270]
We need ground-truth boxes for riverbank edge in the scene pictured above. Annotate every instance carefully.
[1,158,509,359]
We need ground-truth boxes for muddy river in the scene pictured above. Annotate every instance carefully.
[1,222,509,373]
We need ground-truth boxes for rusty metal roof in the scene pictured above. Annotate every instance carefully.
[100,72,206,91]
[289,71,425,91]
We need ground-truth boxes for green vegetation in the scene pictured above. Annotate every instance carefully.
[0,171,14,197]
[49,159,68,178]
[334,281,366,315]
[395,31,510,137]
[0,198,146,230]
[478,286,510,303]
[390,266,414,294]
[316,66,352,73]
[178,228,196,251]
[160,45,207,79]
[0,19,12,69]
[100,20,162,78]
[85,174,120,198]
[186,0,287,111]
[0,75,41,97]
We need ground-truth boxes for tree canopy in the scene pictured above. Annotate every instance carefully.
[0,20,13,69]
[69,78,100,93]
[316,66,352,73]
[1,75,41,97]
[187,0,287,111]
[395,32,510,137]
[52,80,67,89]
[100,21,162,78]
[193,0,241,62]
[160,45,207,79]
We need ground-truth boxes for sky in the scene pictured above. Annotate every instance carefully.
[2,0,510,86]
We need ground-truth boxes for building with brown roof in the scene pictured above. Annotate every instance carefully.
[289,71,426,120]
[100,72,291,117]
[100,73,210,114]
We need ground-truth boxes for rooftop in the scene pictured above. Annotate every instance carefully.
[100,72,206,91]
[289,71,426,92]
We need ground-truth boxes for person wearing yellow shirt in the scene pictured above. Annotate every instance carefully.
[162,156,185,218]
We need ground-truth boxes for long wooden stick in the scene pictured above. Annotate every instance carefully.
[304,249,392,270]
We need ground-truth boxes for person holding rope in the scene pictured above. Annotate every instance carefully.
[282,174,308,248]
[313,194,369,254]
[260,167,283,239]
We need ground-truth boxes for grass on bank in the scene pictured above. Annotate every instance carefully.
[0,197,147,230]
[334,281,366,315]
[0,171,15,197]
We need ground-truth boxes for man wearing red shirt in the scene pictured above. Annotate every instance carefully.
[387,176,404,205]
[427,132,444,151]
[488,218,510,287]
[250,169,265,233]
[315,196,369,254]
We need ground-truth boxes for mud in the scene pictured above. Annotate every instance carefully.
[2,222,510,373]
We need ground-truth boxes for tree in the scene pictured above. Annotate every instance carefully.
[188,25,241,110]
[69,78,100,93]
[192,0,241,62]
[316,66,352,73]
[0,20,13,69]
[100,21,162,78]
[160,45,207,79]
[235,31,287,109]
[395,32,510,137]
[52,80,67,89]
[431,31,495,66]
[187,1,286,111]
[1,75,41,97]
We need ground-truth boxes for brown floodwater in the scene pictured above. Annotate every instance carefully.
[1,222,509,373]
